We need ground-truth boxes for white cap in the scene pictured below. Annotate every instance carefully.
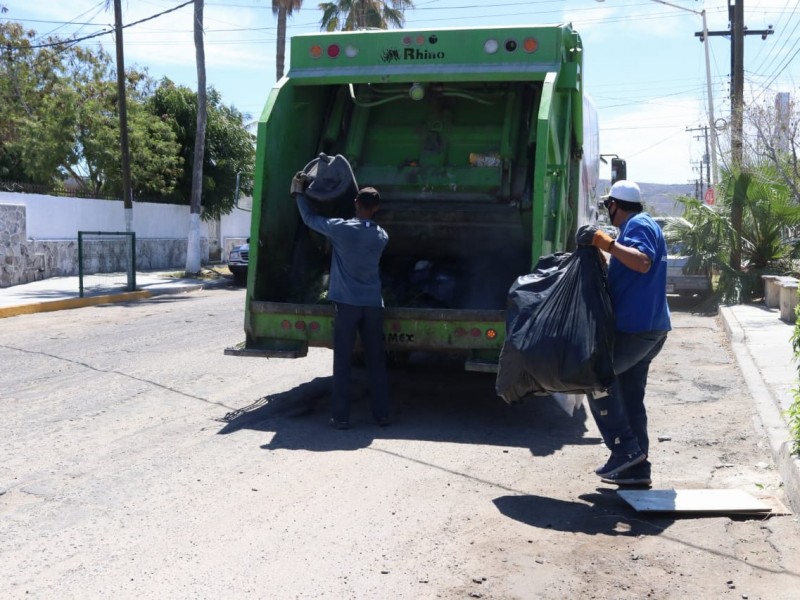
[606,180,642,204]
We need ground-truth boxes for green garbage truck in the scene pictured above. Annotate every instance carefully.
[225,24,601,371]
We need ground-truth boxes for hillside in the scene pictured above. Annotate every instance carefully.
[599,180,695,217]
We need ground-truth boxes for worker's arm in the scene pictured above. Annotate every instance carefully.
[576,225,651,274]
[295,192,336,237]
[607,241,651,273]
[291,172,337,236]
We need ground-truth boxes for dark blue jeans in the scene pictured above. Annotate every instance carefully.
[587,330,668,458]
[332,302,389,423]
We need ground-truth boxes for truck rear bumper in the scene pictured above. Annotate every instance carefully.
[238,301,505,356]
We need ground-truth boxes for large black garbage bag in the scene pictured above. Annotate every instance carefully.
[302,153,359,219]
[495,246,615,404]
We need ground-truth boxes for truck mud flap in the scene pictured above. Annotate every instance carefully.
[224,340,308,359]
[464,358,499,373]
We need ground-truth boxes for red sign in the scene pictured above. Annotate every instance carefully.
[704,188,716,205]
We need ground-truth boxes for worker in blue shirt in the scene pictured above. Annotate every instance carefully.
[291,174,390,430]
[576,180,671,486]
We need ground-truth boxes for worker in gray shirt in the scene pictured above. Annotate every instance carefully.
[291,175,390,429]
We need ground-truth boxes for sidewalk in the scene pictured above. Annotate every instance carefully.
[1,274,799,512]
[719,304,800,513]
[0,269,233,319]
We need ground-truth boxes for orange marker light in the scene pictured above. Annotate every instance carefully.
[310,45,323,59]
[523,38,538,53]
[486,329,497,340]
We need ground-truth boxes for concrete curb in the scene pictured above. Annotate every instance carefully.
[0,281,213,320]
[0,290,153,319]
[719,306,800,514]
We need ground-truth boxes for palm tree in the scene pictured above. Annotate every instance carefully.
[671,164,800,304]
[318,0,414,32]
[273,0,303,81]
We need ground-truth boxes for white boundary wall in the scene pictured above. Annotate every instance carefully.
[0,192,252,287]
[3,192,251,240]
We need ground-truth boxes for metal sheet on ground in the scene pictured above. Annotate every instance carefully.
[618,489,774,514]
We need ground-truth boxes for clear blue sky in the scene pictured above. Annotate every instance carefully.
[3,0,798,185]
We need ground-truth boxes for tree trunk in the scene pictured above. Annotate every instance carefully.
[186,0,207,275]
[730,172,748,274]
[276,6,287,81]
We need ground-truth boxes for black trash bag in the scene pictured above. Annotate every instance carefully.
[495,246,615,404]
[302,153,359,219]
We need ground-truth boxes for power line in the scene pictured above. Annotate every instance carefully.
[749,0,794,69]
[6,0,194,50]
[751,3,800,82]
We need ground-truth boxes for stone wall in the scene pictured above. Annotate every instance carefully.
[0,204,209,288]
[1,204,40,287]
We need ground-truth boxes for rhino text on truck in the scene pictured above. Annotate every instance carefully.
[225,24,601,371]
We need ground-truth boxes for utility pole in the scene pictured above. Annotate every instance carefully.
[686,124,710,200]
[698,0,773,271]
[113,0,133,232]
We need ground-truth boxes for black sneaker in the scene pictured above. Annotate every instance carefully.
[601,462,652,486]
[329,418,350,430]
[595,450,646,478]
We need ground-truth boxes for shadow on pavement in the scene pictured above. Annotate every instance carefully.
[494,488,675,536]
[216,359,596,456]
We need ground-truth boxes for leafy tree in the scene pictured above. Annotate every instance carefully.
[148,79,255,221]
[745,95,799,204]
[0,22,181,196]
[0,23,76,182]
[0,21,253,216]
[318,0,413,31]
[273,0,303,80]
[73,62,182,198]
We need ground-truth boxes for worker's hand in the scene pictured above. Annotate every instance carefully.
[290,172,310,197]
[576,225,614,252]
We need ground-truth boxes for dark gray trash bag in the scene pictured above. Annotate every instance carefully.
[302,153,359,218]
[495,246,615,405]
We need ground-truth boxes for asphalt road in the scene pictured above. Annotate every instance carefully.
[2,288,799,599]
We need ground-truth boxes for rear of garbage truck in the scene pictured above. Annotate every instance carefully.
[226,24,600,371]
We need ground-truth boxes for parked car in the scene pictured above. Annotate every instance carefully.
[653,217,712,298]
[600,224,617,239]
[228,239,249,285]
